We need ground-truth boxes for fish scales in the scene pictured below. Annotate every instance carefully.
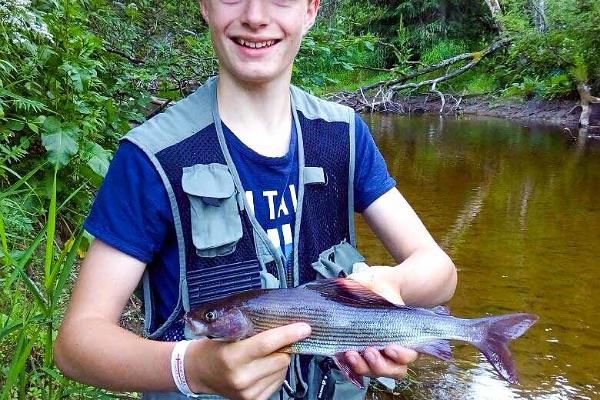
[245,294,468,355]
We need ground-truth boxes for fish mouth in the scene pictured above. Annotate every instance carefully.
[182,315,208,339]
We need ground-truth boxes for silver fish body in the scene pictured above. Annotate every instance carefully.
[185,278,538,385]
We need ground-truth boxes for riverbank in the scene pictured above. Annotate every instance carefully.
[333,92,600,134]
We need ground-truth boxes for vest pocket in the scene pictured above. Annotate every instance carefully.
[311,240,366,279]
[182,163,243,257]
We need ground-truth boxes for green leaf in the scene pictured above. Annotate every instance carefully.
[0,330,38,399]
[6,120,25,132]
[27,121,39,133]
[51,231,83,310]
[82,141,110,178]
[0,314,45,342]
[41,117,79,167]
[15,265,48,311]
[0,59,16,75]
[364,41,375,51]
[42,116,61,133]
[44,167,58,292]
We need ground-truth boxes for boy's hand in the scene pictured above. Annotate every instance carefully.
[347,265,419,380]
[348,264,404,305]
[344,345,419,381]
[185,323,311,400]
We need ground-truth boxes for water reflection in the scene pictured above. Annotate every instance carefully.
[358,114,600,399]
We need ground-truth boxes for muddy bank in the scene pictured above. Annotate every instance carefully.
[334,92,600,133]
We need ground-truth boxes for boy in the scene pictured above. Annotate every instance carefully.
[55,1,457,399]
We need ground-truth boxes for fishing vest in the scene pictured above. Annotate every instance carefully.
[126,77,369,400]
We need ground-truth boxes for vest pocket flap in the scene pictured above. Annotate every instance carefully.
[182,163,242,257]
[182,163,235,200]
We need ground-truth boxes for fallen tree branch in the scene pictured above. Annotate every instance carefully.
[330,38,510,115]
[388,38,510,93]
[360,52,474,92]
[359,38,511,94]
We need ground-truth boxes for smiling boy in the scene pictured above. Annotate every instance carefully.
[54,1,457,399]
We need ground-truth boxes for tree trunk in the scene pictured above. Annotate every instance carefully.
[531,0,548,32]
[576,82,600,129]
[483,0,506,32]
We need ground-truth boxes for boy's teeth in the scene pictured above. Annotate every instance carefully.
[237,39,275,49]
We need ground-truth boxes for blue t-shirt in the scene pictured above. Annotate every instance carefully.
[224,122,298,261]
[84,113,395,324]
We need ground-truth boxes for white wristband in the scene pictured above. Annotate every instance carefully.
[171,340,200,398]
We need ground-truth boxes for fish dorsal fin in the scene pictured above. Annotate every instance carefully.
[301,278,398,309]
[430,305,450,315]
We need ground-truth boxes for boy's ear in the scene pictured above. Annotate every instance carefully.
[303,0,320,35]
[198,0,209,24]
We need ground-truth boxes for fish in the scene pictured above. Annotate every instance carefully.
[183,278,538,388]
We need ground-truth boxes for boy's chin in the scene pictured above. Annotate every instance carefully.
[224,66,291,86]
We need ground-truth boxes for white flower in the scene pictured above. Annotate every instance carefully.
[1,0,53,42]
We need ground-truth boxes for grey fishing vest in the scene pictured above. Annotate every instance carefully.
[125,77,370,400]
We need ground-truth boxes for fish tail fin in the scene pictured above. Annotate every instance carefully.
[470,313,538,384]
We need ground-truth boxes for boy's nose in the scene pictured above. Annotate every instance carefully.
[240,0,271,29]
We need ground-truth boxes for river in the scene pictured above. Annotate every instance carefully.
[357,114,600,400]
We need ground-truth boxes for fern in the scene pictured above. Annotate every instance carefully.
[0,60,16,77]
[0,138,30,166]
[0,90,49,113]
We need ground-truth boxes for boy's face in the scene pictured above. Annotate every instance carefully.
[200,0,319,85]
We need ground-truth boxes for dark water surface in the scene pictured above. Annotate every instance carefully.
[356,114,600,400]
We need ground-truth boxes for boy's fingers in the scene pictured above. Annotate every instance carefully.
[249,352,292,379]
[254,369,289,400]
[362,347,407,378]
[235,323,311,362]
[345,350,370,376]
[383,345,419,364]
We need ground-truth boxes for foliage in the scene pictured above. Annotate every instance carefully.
[343,0,495,56]
[294,15,383,91]
[497,0,600,97]
[420,40,468,65]
[1,0,136,188]
[0,164,104,398]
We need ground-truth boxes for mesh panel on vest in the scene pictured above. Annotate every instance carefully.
[153,125,262,340]
[297,112,351,285]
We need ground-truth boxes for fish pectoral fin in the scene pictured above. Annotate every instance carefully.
[413,340,453,361]
[333,353,366,389]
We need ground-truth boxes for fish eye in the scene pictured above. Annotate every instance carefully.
[205,311,218,322]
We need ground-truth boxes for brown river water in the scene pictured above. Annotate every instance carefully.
[356,114,600,400]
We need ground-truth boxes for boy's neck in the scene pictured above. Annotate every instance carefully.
[216,72,293,158]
